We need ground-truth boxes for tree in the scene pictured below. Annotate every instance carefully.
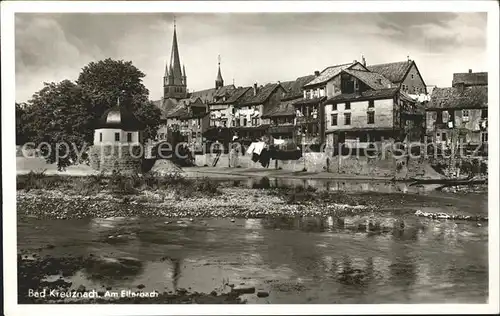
[77,58,161,141]
[77,58,149,119]
[134,101,162,140]
[20,58,162,169]
[16,102,32,145]
[24,80,92,170]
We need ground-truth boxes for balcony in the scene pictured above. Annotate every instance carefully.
[269,125,295,135]
[296,116,319,124]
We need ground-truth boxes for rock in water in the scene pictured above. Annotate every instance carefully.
[257,291,269,298]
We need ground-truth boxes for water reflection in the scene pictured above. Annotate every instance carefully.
[230,177,427,194]
[18,209,488,303]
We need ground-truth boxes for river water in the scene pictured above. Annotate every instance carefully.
[18,189,488,304]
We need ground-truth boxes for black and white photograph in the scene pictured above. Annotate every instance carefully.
[2,1,499,315]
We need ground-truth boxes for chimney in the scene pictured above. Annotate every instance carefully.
[353,60,357,64]
[314,70,320,77]
[362,55,366,66]
[469,69,472,73]
[253,82,258,96]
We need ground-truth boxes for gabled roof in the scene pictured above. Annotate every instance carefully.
[238,83,282,106]
[303,62,355,87]
[262,99,296,118]
[214,85,236,98]
[190,85,235,103]
[281,75,316,100]
[190,88,216,103]
[326,88,400,104]
[366,60,413,84]
[452,72,488,87]
[426,86,488,110]
[342,69,393,90]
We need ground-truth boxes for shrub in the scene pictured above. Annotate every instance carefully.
[107,171,137,195]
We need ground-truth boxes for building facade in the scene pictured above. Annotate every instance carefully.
[426,70,488,153]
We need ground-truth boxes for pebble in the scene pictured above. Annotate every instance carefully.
[256,291,269,298]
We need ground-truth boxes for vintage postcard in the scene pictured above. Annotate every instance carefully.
[2,1,499,315]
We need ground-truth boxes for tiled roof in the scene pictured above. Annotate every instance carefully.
[303,62,354,87]
[452,72,488,87]
[262,99,296,118]
[281,75,316,100]
[214,85,236,98]
[190,88,216,103]
[227,87,252,103]
[343,69,393,90]
[238,83,281,106]
[326,88,400,104]
[366,61,413,84]
[167,106,189,119]
[190,85,236,103]
[426,86,487,110]
[152,98,181,119]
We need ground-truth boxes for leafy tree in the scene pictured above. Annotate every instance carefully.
[134,101,162,141]
[77,58,161,141]
[24,80,92,170]
[16,102,32,145]
[77,58,149,119]
[20,58,162,169]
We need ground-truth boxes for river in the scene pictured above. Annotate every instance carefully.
[18,188,488,304]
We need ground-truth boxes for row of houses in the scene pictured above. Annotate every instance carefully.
[152,24,488,156]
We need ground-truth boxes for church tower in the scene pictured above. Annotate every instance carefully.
[163,19,188,100]
[215,55,224,90]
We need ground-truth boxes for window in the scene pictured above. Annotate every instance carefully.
[232,120,235,127]
[402,84,407,91]
[411,74,414,79]
[114,133,120,142]
[243,118,247,126]
[345,102,351,110]
[332,104,337,111]
[482,109,488,119]
[127,133,132,142]
[481,132,488,142]
[344,113,351,125]
[442,111,449,123]
[441,132,447,142]
[368,100,374,108]
[331,114,338,126]
[462,109,470,121]
[99,133,103,142]
[252,118,259,126]
[367,112,375,124]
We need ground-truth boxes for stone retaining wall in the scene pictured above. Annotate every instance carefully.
[89,145,142,174]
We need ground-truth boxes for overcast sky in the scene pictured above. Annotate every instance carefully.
[15,12,487,102]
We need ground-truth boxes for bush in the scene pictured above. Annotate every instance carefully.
[107,171,137,195]
[194,177,220,195]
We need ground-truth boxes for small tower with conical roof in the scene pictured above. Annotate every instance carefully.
[163,18,187,100]
[215,54,224,90]
[89,94,145,174]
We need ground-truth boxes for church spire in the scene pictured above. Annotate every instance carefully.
[169,18,183,85]
[163,17,187,100]
[215,54,224,89]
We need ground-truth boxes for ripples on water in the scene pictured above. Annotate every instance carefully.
[18,211,488,304]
